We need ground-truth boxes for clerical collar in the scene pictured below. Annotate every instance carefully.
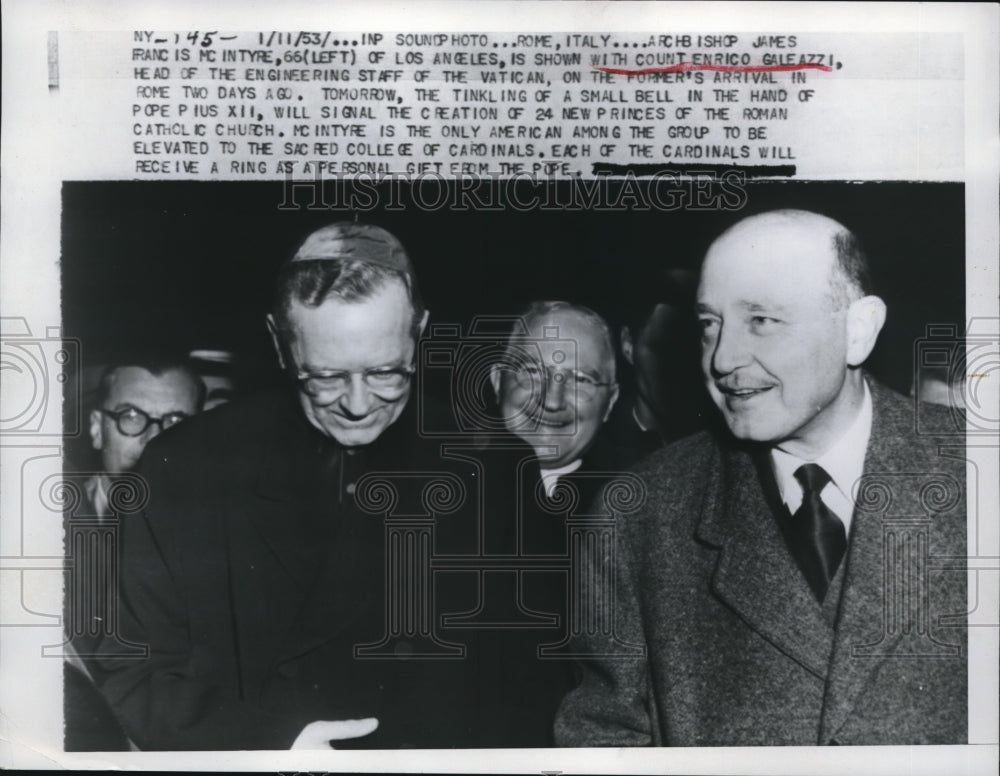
[539,458,584,498]
[770,380,873,535]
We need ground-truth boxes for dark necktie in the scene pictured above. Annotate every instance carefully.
[788,463,847,602]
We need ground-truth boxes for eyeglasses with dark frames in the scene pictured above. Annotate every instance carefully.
[99,407,190,437]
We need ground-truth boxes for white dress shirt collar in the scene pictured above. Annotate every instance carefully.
[539,458,584,498]
[85,473,112,518]
[770,380,873,535]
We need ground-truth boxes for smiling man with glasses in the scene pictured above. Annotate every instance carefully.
[491,301,619,484]
[97,222,501,751]
[266,227,427,449]
[433,301,621,747]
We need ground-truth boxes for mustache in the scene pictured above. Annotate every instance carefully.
[713,379,775,393]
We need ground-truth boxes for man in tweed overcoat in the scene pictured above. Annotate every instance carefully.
[555,210,967,746]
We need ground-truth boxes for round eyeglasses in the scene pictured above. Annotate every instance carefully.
[294,365,416,398]
[100,407,190,437]
[508,363,614,400]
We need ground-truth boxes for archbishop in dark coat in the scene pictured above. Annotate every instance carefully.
[95,224,496,749]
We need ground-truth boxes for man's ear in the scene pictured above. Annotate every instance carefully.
[266,314,287,371]
[620,326,635,366]
[845,295,887,367]
[89,408,103,451]
[417,309,430,338]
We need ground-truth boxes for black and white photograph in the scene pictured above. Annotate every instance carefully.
[59,179,969,752]
[0,2,997,773]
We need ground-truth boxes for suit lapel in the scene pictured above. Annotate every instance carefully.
[698,442,835,680]
[819,380,911,742]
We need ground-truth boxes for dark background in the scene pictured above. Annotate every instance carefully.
[62,179,964,397]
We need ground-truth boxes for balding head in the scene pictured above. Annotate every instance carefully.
[705,210,872,311]
[697,210,886,458]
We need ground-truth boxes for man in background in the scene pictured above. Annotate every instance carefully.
[85,356,204,514]
[74,354,203,650]
[491,300,620,504]
[480,301,621,567]
[441,301,620,746]
[608,268,709,468]
[66,355,203,750]
[556,209,967,745]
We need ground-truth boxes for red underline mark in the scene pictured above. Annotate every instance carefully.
[593,62,834,76]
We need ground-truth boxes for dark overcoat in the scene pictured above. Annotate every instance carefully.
[95,389,497,750]
[94,388,608,750]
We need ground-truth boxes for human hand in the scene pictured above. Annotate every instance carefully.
[290,717,379,749]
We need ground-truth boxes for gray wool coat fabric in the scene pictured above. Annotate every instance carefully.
[555,380,967,746]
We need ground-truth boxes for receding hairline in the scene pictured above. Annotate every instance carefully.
[284,269,413,311]
[509,301,618,379]
[707,210,847,261]
[272,259,424,345]
[101,364,203,405]
[701,210,869,304]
